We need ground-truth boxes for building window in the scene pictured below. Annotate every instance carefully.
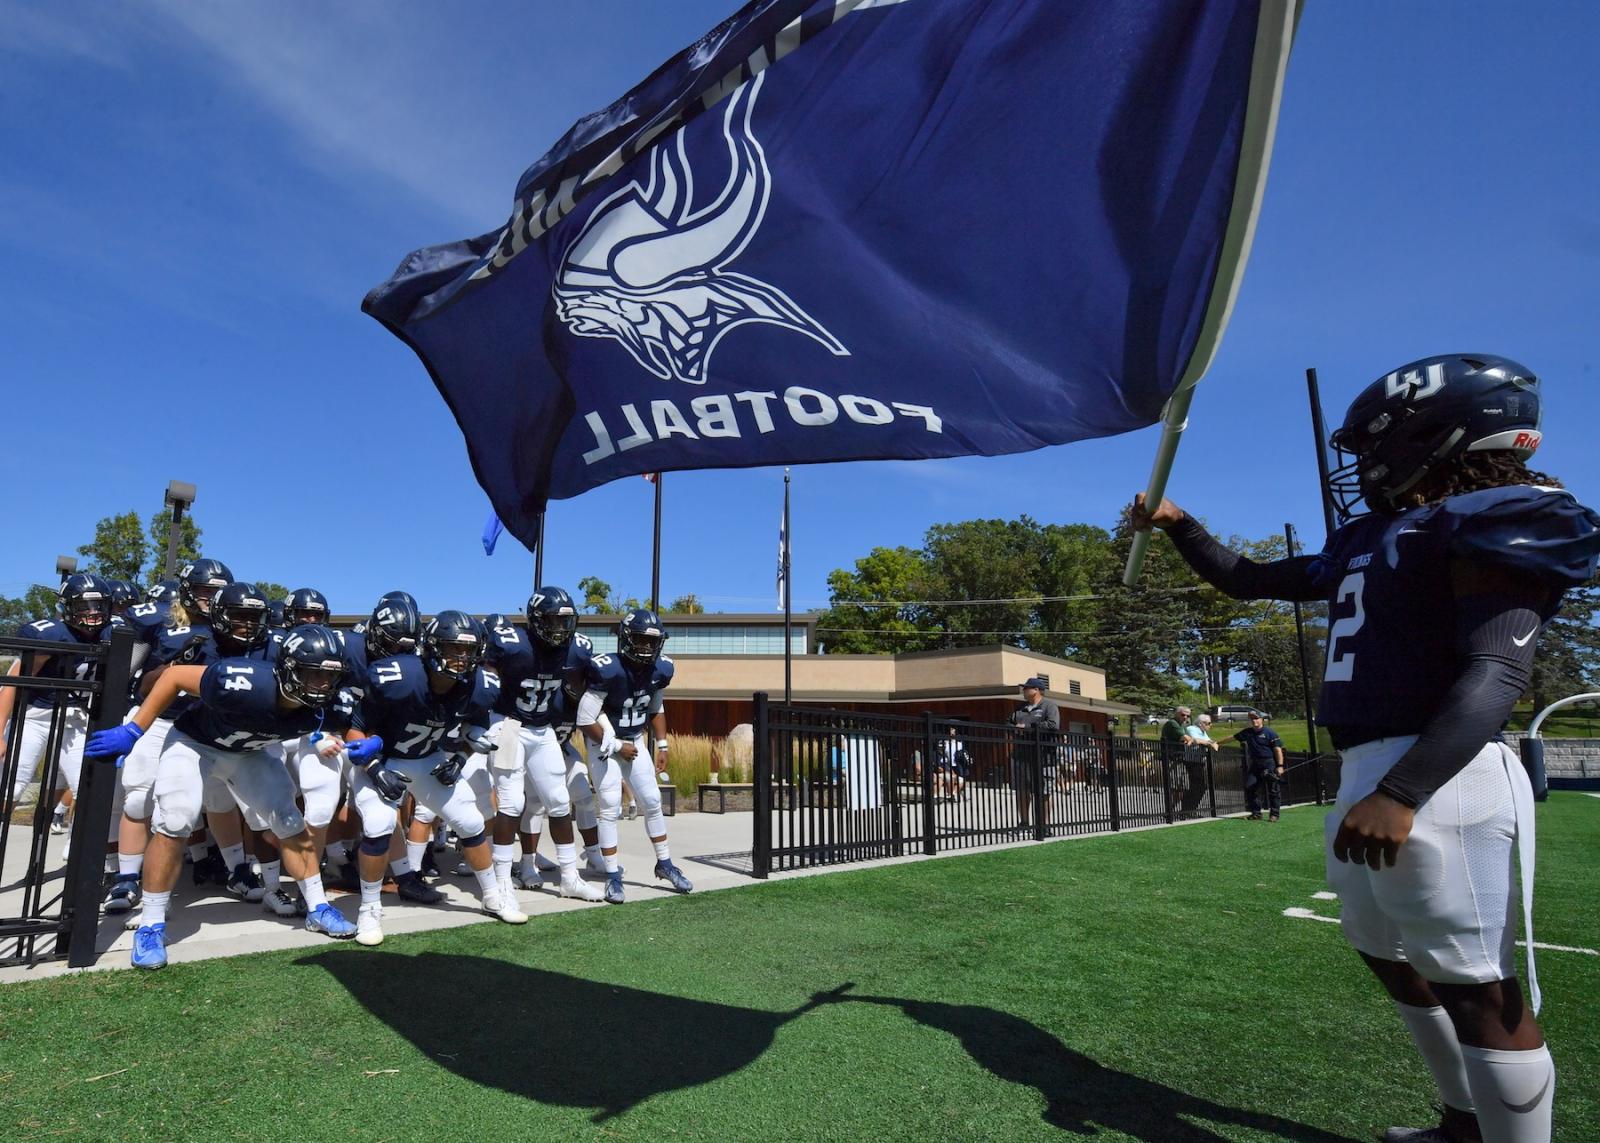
[1069,680,1082,696]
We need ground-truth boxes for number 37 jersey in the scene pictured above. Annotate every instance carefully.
[1314,485,1600,745]
[486,626,593,728]
[584,653,674,739]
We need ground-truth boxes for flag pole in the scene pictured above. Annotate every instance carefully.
[1305,367,1339,538]
[651,474,663,611]
[533,511,545,588]
[783,469,792,705]
[1122,0,1300,587]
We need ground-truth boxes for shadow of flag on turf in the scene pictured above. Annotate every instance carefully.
[362,0,1301,549]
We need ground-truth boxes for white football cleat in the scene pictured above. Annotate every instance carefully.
[482,889,527,924]
[558,874,604,902]
[356,903,384,947]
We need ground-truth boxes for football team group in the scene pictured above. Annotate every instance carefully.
[4,352,1595,1143]
[2,578,691,964]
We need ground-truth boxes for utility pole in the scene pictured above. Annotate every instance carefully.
[162,481,196,578]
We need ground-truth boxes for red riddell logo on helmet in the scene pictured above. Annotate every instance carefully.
[1514,431,1541,452]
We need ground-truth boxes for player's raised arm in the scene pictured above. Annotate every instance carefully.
[1131,492,1328,603]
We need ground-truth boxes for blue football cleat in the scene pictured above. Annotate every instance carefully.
[305,902,358,939]
[131,922,167,970]
[654,860,693,894]
[604,871,625,904]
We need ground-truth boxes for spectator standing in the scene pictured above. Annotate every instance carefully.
[936,723,969,801]
[1179,713,1219,819]
[1011,677,1060,829]
[1234,711,1285,821]
[1159,706,1190,813]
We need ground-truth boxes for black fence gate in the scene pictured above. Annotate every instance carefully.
[1,626,136,967]
[751,694,1337,877]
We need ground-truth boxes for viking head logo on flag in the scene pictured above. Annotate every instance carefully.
[554,73,847,385]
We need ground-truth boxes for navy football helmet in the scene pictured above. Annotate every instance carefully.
[276,625,347,707]
[617,608,666,668]
[266,599,287,629]
[366,591,421,660]
[421,610,485,682]
[212,582,270,654]
[285,587,330,628]
[147,578,179,604]
[177,559,234,619]
[59,574,113,636]
[527,587,578,650]
[107,580,140,616]
[1329,353,1542,516]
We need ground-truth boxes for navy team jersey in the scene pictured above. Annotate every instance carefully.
[174,658,354,753]
[333,629,370,696]
[14,617,116,709]
[584,653,674,739]
[486,625,594,728]
[1315,485,1600,746]
[121,600,172,646]
[356,654,500,761]
[146,622,277,721]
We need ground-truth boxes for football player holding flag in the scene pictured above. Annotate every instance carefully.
[578,608,692,903]
[343,611,524,946]
[1133,355,1600,1143]
[85,624,362,968]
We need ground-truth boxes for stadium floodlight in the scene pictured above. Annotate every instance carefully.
[161,480,197,578]
[56,555,77,581]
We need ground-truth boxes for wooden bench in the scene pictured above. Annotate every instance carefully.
[697,783,794,813]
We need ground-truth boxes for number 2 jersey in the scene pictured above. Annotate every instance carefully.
[485,625,594,730]
[356,654,500,761]
[1313,485,1600,746]
[174,658,354,753]
[583,652,675,740]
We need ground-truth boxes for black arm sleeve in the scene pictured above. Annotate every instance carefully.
[1164,515,1326,602]
[1374,587,1547,809]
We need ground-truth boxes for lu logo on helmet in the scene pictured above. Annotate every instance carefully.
[553,71,848,385]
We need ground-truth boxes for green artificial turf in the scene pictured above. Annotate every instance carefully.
[1,797,1595,1140]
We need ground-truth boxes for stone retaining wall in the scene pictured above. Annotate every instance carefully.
[1500,731,1600,779]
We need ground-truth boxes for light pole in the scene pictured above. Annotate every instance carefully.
[162,481,196,579]
[56,555,78,584]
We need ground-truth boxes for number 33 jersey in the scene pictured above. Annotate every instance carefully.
[584,653,674,739]
[175,659,354,753]
[356,654,501,760]
[1314,485,1600,745]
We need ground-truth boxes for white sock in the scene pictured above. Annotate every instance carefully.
[1460,1043,1554,1143]
[603,852,620,874]
[104,853,117,874]
[118,853,144,878]
[360,878,384,908]
[1395,1003,1474,1112]
[389,858,411,879]
[652,839,671,862]
[472,865,498,898]
[142,890,171,927]
[584,844,603,868]
[555,842,578,878]
[220,843,246,872]
[491,843,516,885]
[405,840,427,871]
[55,797,70,813]
[299,877,328,912]
[260,860,282,893]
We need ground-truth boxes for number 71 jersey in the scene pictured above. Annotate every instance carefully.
[584,653,674,740]
[357,654,501,760]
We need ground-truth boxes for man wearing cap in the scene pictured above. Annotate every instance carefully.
[1011,678,1060,829]
[1233,711,1284,821]
[1159,706,1191,815]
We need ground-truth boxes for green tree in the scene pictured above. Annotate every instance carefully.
[148,507,202,577]
[1528,576,1600,712]
[77,511,148,583]
[1088,509,1204,706]
[0,584,63,635]
[665,593,705,615]
[920,519,1042,649]
[577,576,612,614]
[816,546,938,654]
[254,580,290,604]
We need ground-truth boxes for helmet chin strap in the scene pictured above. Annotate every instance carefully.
[1380,426,1467,507]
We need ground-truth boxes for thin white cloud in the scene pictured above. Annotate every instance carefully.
[0,0,141,69]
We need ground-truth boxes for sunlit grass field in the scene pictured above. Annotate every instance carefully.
[1,796,1594,1140]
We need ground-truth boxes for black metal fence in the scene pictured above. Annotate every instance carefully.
[751,694,1338,877]
[1,626,135,966]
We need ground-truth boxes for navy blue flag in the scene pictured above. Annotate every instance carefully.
[366,0,1300,549]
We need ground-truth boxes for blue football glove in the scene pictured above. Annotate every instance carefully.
[346,736,384,764]
[431,755,466,786]
[87,722,142,760]
[367,761,410,804]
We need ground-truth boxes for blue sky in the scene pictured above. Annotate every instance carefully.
[3,1,1597,618]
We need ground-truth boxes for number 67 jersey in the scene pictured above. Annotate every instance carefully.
[1313,484,1600,746]
[174,659,354,753]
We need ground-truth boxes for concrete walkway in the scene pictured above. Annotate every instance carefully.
[0,804,1208,984]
